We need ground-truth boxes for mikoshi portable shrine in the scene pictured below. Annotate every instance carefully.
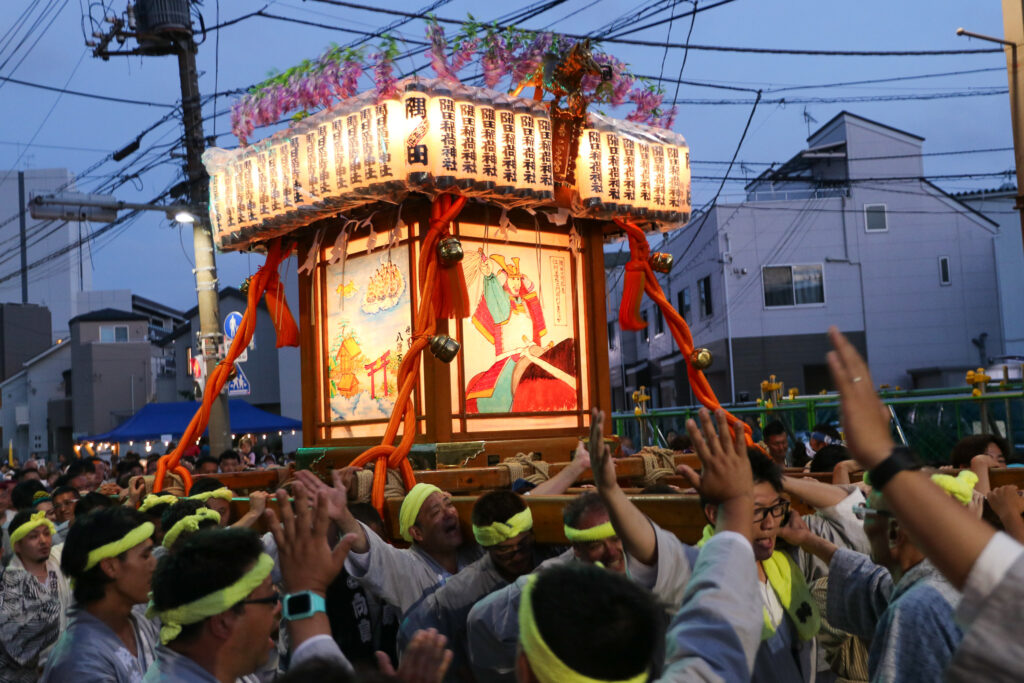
[152,25,753,512]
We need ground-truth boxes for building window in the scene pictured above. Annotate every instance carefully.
[677,287,691,322]
[864,204,888,232]
[608,322,617,350]
[641,310,649,343]
[762,265,825,307]
[698,276,712,318]
[654,307,665,336]
[100,325,129,343]
[939,256,951,286]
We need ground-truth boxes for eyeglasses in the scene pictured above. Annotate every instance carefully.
[752,500,790,523]
[489,533,534,559]
[852,503,893,521]
[240,590,280,607]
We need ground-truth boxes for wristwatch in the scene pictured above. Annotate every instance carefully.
[867,446,918,491]
[282,591,327,621]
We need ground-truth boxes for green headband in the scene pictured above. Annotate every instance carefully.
[162,508,223,549]
[473,508,533,547]
[9,510,56,545]
[150,553,274,644]
[930,470,979,506]
[563,521,616,544]
[399,483,442,543]
[187,487,234,503]
[84,522,155,571]
[518,574,647,683]
[138,494,179,513]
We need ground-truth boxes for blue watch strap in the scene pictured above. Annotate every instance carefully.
[282,590,327,621]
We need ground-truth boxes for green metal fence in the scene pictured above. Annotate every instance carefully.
[611,388,1024,465]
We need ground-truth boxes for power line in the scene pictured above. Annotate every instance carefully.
[0,73,177,107]
[306,0,1002,55]
[692,146,1016,166]
[691,171,1014,182]
[667,88,1007,105]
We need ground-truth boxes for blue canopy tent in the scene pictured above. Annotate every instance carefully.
[85,400,302,443]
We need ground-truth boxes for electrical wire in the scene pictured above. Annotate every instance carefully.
[0,73,177,106]
[666,88,1007,105]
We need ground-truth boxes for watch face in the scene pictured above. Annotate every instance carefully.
[286,593,312,616]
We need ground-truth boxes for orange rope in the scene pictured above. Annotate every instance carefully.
[350,193,468,514]
[153,239,297,492]
[615,217,754,445]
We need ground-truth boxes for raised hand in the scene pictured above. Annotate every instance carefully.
[679,408,753,538]
[588,407,617,491]
[377,628,453,683]
[265,485,356,595]
[294,469,352,524]
[826,326,894,468]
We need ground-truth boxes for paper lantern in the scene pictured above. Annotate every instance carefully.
[330,113,350,198]
[403,81,431,188]
[576,123,603,209]
[494,95,517,195]
[476,99,499,192]
[601,125,622,213]
[452,86,480,191]
[514,101,536,199]
[533,100,554,201]
[374,99,403,191]
[426,87,458,190]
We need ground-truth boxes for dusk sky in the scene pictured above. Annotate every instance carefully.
[0,0,1013,312]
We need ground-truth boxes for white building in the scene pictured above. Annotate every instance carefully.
[0,168,93,342]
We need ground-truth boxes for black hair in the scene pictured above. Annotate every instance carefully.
[13,468,39,482]
[562,492,608,530]
[75,491,115,518]
[188,476,227,496]
[471,490,527,528]
[11,480,46,510]
[700,452,783,509]
[66,459,95,480]
[349,502,385,529]
[810,445,852,474]
[667,434,692,451]
[52,485,80,501]
[951,434,1010,468]
[811,423,841,442]
[62,507,150,604]
[53,474,72,489]
[763,420,787,439]
[218,450,241,464]
[161,499,209,533]
[150,528,264,643]
[194,455,219,472]
[529,564,662,680]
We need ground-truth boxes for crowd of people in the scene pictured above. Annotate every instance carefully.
[1,327,1023,682]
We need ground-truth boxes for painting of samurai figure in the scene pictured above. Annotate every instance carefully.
[463,245,578,414]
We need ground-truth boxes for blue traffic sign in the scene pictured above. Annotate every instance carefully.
[224,311,243,339]
[228,363,250,396]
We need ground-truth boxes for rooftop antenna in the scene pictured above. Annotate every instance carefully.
[803,107,818,137]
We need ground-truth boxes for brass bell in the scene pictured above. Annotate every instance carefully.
[437,237,464,267]
[649,252,673,274]
[428,334,460,363]
[689,347,713,370]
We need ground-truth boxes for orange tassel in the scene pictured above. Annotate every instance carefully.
[619,261,647,330]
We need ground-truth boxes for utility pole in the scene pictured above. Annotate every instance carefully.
[959,5,1024,253]
[86,3,231,455]
[17,172,28,303]
[172,34,231,457]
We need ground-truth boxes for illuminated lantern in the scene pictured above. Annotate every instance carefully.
[635,134,652,218]
[532,100,554,201]
[374,98,403,193]
[403,81,431,188]
[287,135,303,208]
[620,133,637,214]
[494,95,517,196]
[344,106,367,196]
[335,112,356,200]
[452,84,480,192]
[514,101,536,199]
[427,85,458,190]
[576,121,603,210]
[476,97,498,193]
[648,135,668,222]
[599,118,622,214]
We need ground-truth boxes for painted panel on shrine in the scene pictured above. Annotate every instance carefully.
[323,244,413,423]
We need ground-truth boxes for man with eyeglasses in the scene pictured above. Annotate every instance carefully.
[783,473,965,682]
[586,407,867,683]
